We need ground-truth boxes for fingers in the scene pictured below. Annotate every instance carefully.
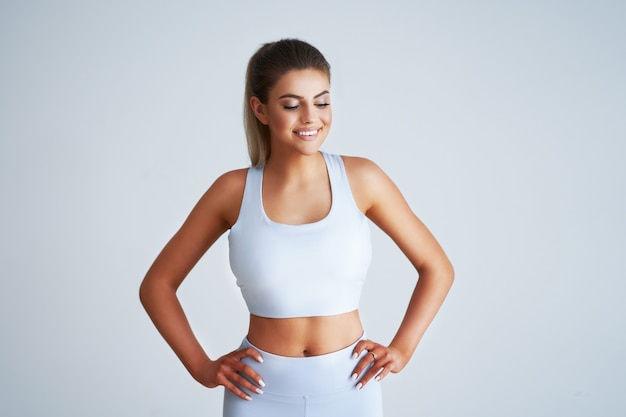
[212,348,265,401]
[236,346,265,367]
[351,340,396,390]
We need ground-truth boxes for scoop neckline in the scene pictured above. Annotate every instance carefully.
[259,152,334,228]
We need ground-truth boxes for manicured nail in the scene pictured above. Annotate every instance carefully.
[351,352,358,360]
[245,395,252,401]
[257,356,264,363]
[255,388,264,394]
[356,382,363,390]
[375,375,381,382]
[258,379,266,387]
[351,373,358,381]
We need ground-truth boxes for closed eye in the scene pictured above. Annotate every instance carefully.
[282,102,330,110]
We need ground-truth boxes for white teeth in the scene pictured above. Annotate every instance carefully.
[296,130,318,136]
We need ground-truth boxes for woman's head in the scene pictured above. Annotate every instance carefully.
[244,39,331,166]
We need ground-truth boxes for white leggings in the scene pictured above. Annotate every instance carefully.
[223,333,383,417]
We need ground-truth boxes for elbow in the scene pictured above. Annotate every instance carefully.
[138,278,150,308]
[445,261,455,287]
[139,273,178,310]
[139,275,159,309]
[444,257,454,280]
[440,254,455,287]
[418,257,454,288]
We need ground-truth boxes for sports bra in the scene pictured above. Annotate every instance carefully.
[228,152,371,318]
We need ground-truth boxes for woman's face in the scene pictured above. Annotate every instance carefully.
[252,68,332,158]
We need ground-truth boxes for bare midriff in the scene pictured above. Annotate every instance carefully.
[247,310,363,357]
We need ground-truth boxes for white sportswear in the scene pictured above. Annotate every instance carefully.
[228,152,372,318]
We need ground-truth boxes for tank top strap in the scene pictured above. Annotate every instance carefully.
[322,152,359,215]
[237,165,263,223]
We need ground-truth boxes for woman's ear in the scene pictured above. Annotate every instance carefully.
[250,96,269,125]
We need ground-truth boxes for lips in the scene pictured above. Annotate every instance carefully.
[293,127,322,142]
[295,128,320,136]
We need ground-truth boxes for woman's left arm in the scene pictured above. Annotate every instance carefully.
[344,157,454,389]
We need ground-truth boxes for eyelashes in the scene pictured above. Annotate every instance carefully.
[282,103,330,110]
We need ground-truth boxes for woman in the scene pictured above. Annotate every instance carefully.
[140,39,454,417]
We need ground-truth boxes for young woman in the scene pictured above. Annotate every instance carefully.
[140,39,454,417]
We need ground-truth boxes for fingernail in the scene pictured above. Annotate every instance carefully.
[375,375,381,382]
[245,395,252,401]
[257,356,264,363]
[255,388,264,394]
[258,379,266,387]
[351,352,358,360]
[351,373,358,381]
[356,382,363,390]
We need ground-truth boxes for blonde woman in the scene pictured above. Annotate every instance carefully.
[140,38,454,417]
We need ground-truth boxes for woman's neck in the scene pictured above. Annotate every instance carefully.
[264,150,325,184]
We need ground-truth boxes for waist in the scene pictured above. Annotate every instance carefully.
[238,331,369,396]
[247,310,363,357]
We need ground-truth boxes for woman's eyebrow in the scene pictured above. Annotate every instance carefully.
[278,90,330,100]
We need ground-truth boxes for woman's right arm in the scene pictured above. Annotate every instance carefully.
[139,169,265,401]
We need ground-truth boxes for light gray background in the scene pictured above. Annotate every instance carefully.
[1,1,624,416]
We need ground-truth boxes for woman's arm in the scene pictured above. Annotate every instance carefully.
[343,157,454,388]
[139,169,265,400]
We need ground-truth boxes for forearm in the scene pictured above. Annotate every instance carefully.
[388,264,454,368]
[139,279,210,379]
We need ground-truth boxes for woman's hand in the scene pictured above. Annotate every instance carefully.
[196,347,266,401]
[350,340,408,390]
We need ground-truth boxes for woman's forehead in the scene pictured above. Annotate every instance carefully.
[270,69,330,98]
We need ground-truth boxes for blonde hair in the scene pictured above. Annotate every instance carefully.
[244,39,331,166]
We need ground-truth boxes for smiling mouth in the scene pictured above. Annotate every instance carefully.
[294,128,320,136]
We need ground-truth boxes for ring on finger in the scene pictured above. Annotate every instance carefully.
[370,351,377,361]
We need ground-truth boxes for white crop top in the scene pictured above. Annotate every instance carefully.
[228,152,371,318]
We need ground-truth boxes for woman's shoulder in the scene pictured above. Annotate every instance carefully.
[213,167,249,190]
[338,155,393,212]
[197,168,249,227]
[339,155,387,183]
[210,167,250,203]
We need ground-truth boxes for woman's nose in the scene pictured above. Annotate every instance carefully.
[300,105,316,123]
